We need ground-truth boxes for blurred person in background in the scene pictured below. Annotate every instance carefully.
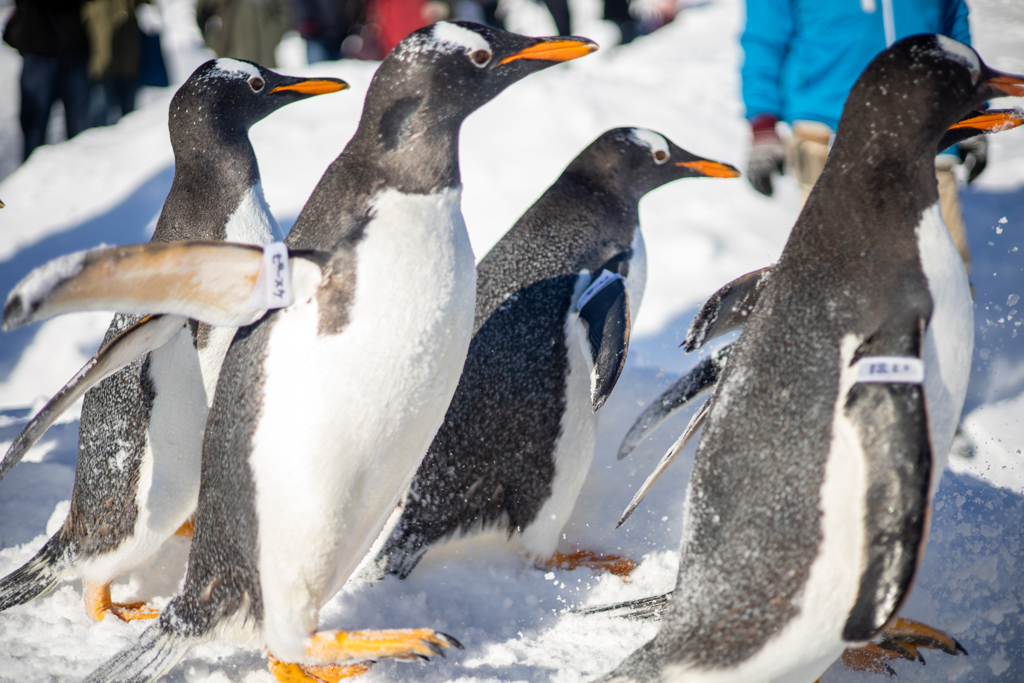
[4,0,91,159]
[290,0,378,61]
[83,0,143,126]
[197,0,291,67]
[741,0,981,272]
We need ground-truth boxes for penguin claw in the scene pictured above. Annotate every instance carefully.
[438,632,465,650]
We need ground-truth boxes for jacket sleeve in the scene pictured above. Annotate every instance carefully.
[941,0,971,45]
[740,0,794,121]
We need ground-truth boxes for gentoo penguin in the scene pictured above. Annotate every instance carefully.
[3,22,598,682]
[594,36,1024,683]
[613,106,1024,517]
[0,59,347,623]
[376,128,739,579]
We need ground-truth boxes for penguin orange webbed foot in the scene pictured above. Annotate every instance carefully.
[85,582,160,622]
[174,517,196,538]
[268,655,373,682]
[304,628,462,664]
[875,617,967,662]
[543,549,636,580]
[839,618,966,675]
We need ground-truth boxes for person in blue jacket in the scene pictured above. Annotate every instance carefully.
[741,0,983,272]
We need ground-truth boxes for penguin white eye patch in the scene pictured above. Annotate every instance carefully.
[852,357,924,383]
[249,243,292,309]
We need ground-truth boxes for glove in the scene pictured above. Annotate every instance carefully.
[957,136,988,184]
[747,114,786,196]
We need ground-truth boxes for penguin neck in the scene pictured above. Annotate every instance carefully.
[153,128,261,243]
[561,169,640,225]
[285,95,463,251]
[351,95,463,194]
[794,92,943,255]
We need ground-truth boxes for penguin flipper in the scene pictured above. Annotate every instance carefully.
[3,241,326,331]
[617,398,711,528]
[938,107,1024,153]
[843,326,933,641]
[616,345,731,460]
[683,265,773,352]
[0,314,187,482]
[577,276,630,412]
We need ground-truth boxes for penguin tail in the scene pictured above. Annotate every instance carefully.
[83,613,197,683]
[572,591,672,621]
[376,530,431,580]
[0,533,73,612]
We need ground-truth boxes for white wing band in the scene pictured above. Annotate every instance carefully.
[249,242,291,310]
[854,356,925,384]
[577,269,624,312]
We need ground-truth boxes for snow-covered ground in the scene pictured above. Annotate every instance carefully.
[0,0,1022,681]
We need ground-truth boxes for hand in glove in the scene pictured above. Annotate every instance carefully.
[747,114,786,196]
[957,136,988,184]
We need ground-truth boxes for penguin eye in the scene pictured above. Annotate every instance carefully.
[653,150,669,164]
[249,77,265,92]
[470,50,492,67]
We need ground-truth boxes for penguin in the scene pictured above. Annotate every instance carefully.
[0,59,347,623]
[615,106,1024,475]
[594,35,1024,683]
[375,128,739,580]
[3,22,598,682]
[588,103,1024,679]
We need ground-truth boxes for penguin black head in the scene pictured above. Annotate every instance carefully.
[567,128,740,201]
[839,34,1024,152]
[357,22,597,153]
[169,59,348,145]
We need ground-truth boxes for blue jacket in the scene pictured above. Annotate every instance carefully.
[741,0,971,129]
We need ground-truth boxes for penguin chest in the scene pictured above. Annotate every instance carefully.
[916,203,973,477]
[251,187,476,628]
[223,180,282,244]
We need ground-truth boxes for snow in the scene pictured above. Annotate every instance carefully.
[0,0,1023,681]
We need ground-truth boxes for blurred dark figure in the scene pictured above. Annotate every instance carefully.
[292,0,376,61]
[83,0,143,126]
[197,0,291,67]
[3,0,92,160]
[541,0,568,35]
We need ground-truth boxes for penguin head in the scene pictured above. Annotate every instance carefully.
[169,59,348,140]
[839,34,1024,150]
[360,22,597,145]
[568,128,740,201]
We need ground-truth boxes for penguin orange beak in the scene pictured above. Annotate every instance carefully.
[499,38,598,66]
[985,74,1024,97]
[270,79,349,96]
[676,160,741,178]
[947,108,1024,133]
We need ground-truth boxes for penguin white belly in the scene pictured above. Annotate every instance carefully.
[916,203,973,486]
[251,187,475,658]
[77,325,208,583]
[519,228,647,558]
